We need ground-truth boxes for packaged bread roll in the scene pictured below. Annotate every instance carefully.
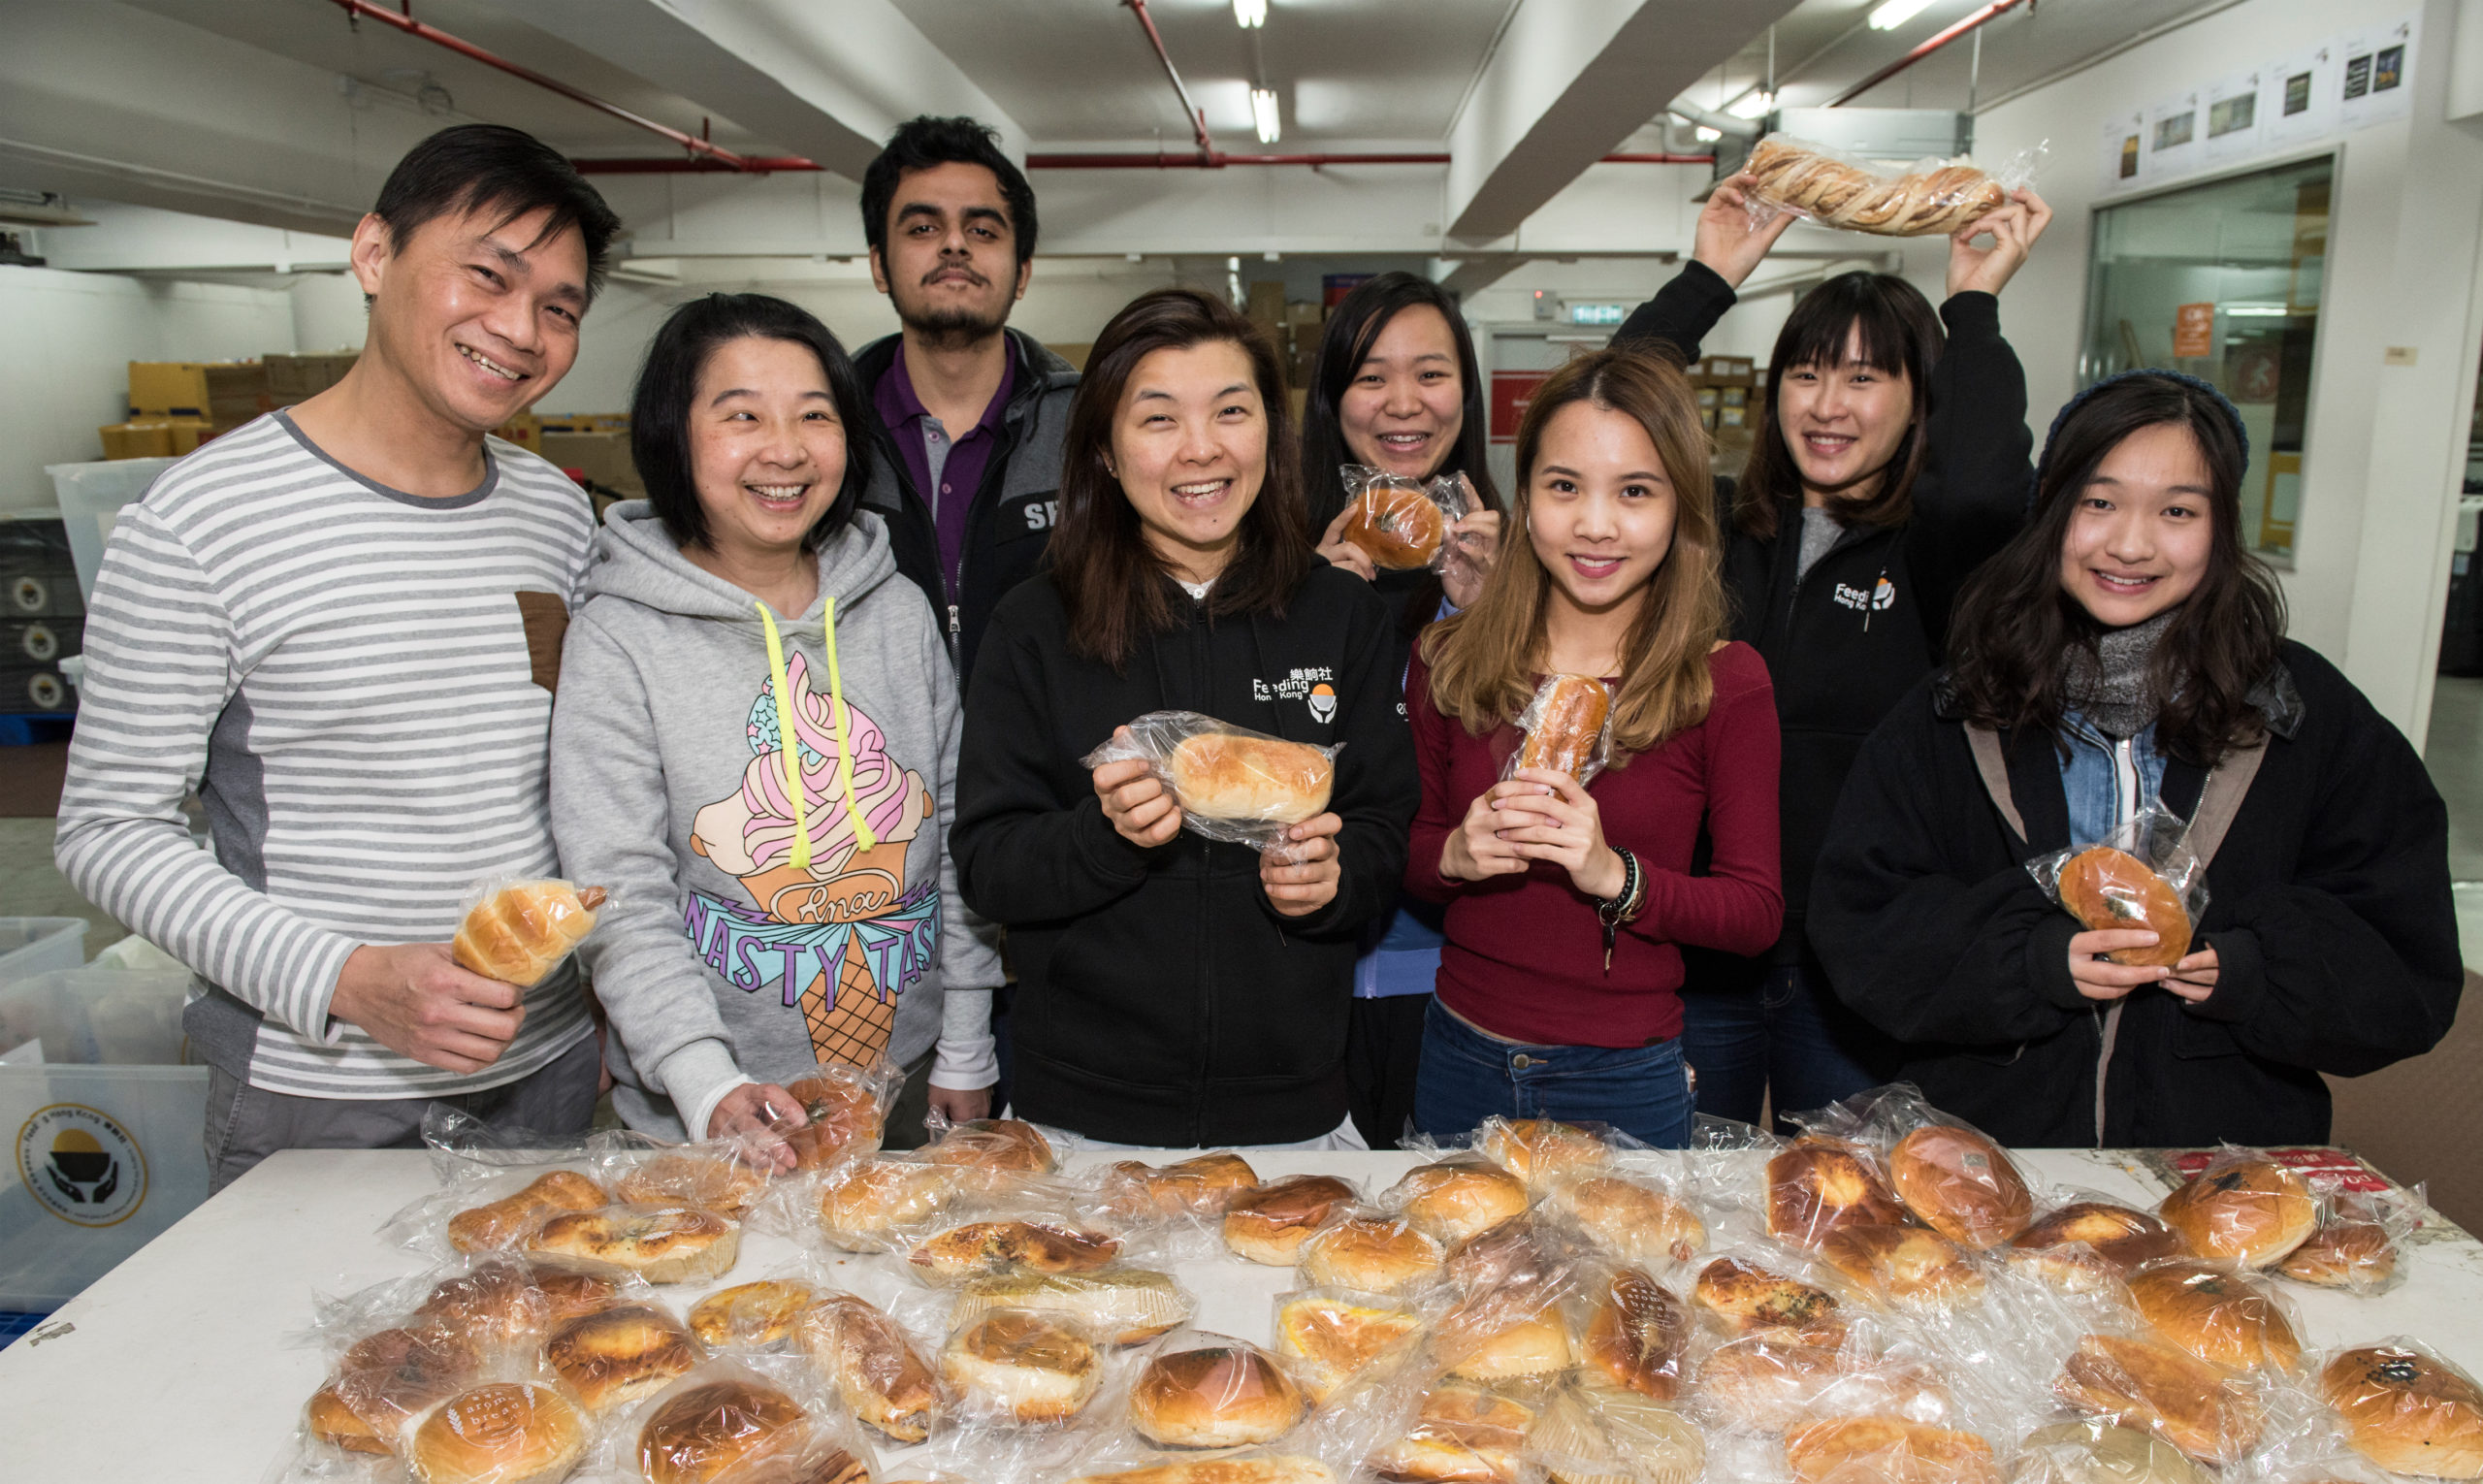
[2319,1341,2483,1479]
[796,1292,940,1444]
[2009,1200,2187,1292]
[1130,1337,1308,1449]
[1082,710,1340,853]
[1743,133,2017,238]
[1783,1415,1998,1484]
[1338,465,1470,570]
[1504,673,1613,785]
[1888,1121,2034,1248]
[404,1381,587,1484]
[1274,1291,1424,1403]
[2029,806,2207,969]
[2053,1333,2264,1464]
[1390,1159,1532,1245]
[2123,1258,2301,1374]
[451,879,604,987]
[951,1267,1193,1347]
[2156,1152,2316,1269]
[1365,1379,1536,1483]
[1768,1136,1911,1248]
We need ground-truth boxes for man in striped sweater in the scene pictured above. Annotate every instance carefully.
[55,125,625,1192]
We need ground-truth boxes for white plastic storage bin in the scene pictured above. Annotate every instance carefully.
[46,458,176,603]
[0,919,86,987]
[0,968,208,1311]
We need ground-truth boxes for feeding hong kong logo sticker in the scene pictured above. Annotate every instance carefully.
[16,1103,147,1227]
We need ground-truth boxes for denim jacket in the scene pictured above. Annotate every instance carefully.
[2057,710,2171,845]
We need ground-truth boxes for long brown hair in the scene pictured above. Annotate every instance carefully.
[1734,272,1943,541]
[1048,288,1311,671]
[1945,372,2286,765]
[1419,349,1725,761]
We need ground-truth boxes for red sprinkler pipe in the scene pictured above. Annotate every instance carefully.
[322,0,803,173]
[1827,0,2027,108]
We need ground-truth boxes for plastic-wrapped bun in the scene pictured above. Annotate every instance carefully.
[2053,1334,2264,1464]
[2057,847,2192,966]
[2122,1259,2301,1374]
[452,879,604,987]
[1527,1381,1705,1484]
[1693,1256,1844,1344]
[938,1307,1104,1425]
[1783,1415,1998,1484]
[1367,1379,1536,1483]
[2009,1201,2187,1291]
[1505,674,1613,786]
[951,1268,1192,1347]
[1393,1159,1532,1245]
[446,1170,609,1253]
[1274,1292,1424,1403]
[796,1292,939,1443]
[1474,1116,1612,1191]
[405,1381,587,1484]
[2156,1153,2316,1269]
[2317,1341,2483,1479]
[1768,1137,1912,1247]
[1817,1223,1985,1308]
[1070,1457,1336,1484]
[1888,1123,2034,1248]
[1581,1266,1692,1400]
[1130,1338,1307,1448]
[1545,1174,1705,1270]
[1082,711,1340,853]
[634,1374,814,1484]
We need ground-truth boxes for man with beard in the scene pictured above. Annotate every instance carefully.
[858,115,1078,685]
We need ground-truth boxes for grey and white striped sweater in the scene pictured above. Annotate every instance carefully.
[54,410,597,1098]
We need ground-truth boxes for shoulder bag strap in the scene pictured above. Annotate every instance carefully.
[2183,739,2267,871]
[1964,724,2028,848]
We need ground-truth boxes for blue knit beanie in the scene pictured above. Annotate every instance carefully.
[2030,369,2250,510]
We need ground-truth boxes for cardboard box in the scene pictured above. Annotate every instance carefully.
[98,420,215,460]
[1720,386,1749,408]
[1695,387,1721,409]
[494,413,542,455]
[128,361,268,418]
[1718,404,1748,429]
[1247,280,1285,333]
[540,429,642,496]
[1284,301,1324,328]
[263,352,357,403]
[1699,354,1756,381]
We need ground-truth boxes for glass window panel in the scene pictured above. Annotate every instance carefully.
[2081,156,2332,561]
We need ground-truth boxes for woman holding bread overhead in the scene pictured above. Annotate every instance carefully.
[550,293,1004,1155]
[1808,371,2460,1146]
[951,287,1419,1149]
[1298,273,1507,1146]
[1610,171,2050,1132]
[1403,347,1783,1146]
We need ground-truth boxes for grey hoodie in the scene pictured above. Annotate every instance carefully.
[550,502,1000,1141]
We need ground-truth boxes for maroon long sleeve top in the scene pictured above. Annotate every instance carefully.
[1403,641,1785,1048]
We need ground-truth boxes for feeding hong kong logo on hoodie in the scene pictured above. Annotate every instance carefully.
[681,651,941,1068]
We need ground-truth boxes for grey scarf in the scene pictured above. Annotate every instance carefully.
[2062,608,2178,738]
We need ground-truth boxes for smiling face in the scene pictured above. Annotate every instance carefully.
[2056,421,2216,628]
[1525,401,1678,623]
[1109,339,1267,586]
[353,203,589,435]
[1774,324,1917,500]
[869,161,1030,344]
[686,336,848,565]
[1338,304,1466,481]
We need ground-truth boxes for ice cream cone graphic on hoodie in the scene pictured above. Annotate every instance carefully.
[691,651,934,1067]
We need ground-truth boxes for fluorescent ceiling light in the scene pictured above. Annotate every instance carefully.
[1868,0,1934,30]
[1252,87,1281,144]
[1234,0,1266,28]
[1694,124,1722,143]
[1728,90,1775,119]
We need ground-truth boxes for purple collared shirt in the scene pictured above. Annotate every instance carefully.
[872,343,1016,601]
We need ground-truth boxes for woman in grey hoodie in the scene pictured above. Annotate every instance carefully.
[551,294,1001,1154]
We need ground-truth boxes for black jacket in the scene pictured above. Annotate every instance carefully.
[1617,262,2031,963]
[1808,642,2461,1147]
[855,328,1079,685]
[951,567,1420,1145]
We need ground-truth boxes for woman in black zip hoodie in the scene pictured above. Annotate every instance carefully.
[1611,176,2051,1130]
[1809,371,2459,1146]
[952,288,1418,1148]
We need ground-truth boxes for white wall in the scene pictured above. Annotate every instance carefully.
[1969,0,2480,738]
[0,267,296,512]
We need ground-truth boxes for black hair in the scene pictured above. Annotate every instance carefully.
[1734,271,1945,541]
[629,294,874,553]
[371,124,622,301]
[860,115,1039,268]
[1946,371,2286,766]
[1299,272,1501,531]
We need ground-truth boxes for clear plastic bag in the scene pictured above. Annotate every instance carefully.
[2053,1330,2267,1464]
[794,1289,944,1445]
[1741,132,2046,238]
[522,1202,744,1286]
[2274,1180,2423,1297]
[902,1200,1135,1288]
[2155,1146,2317,1269]
[793,1153,961,1255]
[1337,464,1470,571]
[1223,1173,1363,1267]
[1782,1412,2000,1483]
[684,1269,826,1352]
[936,1303,1114,1429]
[1793,1084,2040,1251]
[2028,804,2208,970]
[1057,1448,1341,1484]
[767,1057,903,1172]
[1536,1166,1708,1276]
[1269,1287,1428,1403]
[1094,1151,1262,1261]
[541,1300,705,1415]
[1293,1207,1445,1296]
[1466,1114,1631,1192]
[1574,1259,1694,1401]
[2009,1418,2216,1484]
[589,1127,792,1222]
[1080,711,1341,859]
[1766,1134,1913,1249]
[1692,1329,1951,1436]
[616,1357,877,1484]
[450,875,605,987]
[1124,1331,1312,1450]
[1498,673,1614,787]
[2315,1339,2483,1479]
[1523,1376,1708,1484]
[948,1266,1196,1348]
[1384,1157,1533,1247]
[2121,1256,2303,1375]
[2005,1192,2188,1295]
[1362,1375,1539,1483]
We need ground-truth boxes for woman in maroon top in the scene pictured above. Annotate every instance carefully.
[1404,348,1783,1145]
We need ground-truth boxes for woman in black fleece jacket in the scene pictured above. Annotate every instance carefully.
[1612,176,2050,1130]
[952,289,1417,1148]
[1809,371,2459,1146]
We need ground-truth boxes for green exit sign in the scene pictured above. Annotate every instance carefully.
[1567,302,1627,326]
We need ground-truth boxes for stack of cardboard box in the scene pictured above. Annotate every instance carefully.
[529,414,637,521]
[100,360,277,460]
[263,352,357,405]
[1686,354,1762,472]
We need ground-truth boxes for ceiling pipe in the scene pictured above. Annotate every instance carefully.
[577,151,1717,173]
[1827,0,2028,108]
[320,0,799,172]
[1666,99,1761,141]
[1124,0,1216,159]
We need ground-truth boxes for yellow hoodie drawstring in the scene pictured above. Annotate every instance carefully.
[753,598,877,873]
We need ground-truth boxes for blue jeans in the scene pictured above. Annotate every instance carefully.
[1678,961,1894,1134]
[1413,999,1694,1147]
